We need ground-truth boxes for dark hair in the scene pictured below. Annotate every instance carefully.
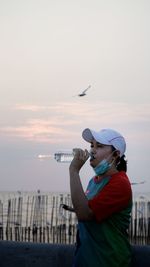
[111,146,127,172]
[116,155,127,172]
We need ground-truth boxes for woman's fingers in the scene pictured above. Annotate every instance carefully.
[73,148,89,161]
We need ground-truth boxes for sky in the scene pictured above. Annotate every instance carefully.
[0,0,150,193]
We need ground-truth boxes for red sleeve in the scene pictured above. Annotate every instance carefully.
[88,172,132,222]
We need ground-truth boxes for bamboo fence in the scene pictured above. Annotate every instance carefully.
[0,192,149,245]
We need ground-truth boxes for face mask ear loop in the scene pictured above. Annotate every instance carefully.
[110,157,116,166]
[107,149,121,168]
[110,150,120,166]
[106,149,117,163]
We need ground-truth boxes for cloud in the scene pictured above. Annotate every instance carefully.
[15,104,45,112]
[0,120,79,143]
[1,101,150,144]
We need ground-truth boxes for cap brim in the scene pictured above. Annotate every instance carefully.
[82,128,94,142]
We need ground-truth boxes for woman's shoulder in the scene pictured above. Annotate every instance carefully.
[112,171,130,181]
[110,171,132,193]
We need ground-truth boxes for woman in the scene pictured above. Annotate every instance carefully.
[69,128,132,267]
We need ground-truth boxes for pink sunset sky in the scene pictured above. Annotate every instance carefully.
[0,0,150,192]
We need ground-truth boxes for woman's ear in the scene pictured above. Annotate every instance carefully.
[113,150,120,159]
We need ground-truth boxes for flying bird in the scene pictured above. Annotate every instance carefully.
[73,85,91,97]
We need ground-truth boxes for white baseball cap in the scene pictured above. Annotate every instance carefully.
[82,128,126,157]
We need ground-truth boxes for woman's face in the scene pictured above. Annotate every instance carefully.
[89,139,113,168]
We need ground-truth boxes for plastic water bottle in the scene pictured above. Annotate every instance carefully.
[37,151,74,162]
[54,150,74,163]
[38,150,91,163]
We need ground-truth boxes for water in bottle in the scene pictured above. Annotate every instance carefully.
[38,150,91,163]
[54,150,74,163]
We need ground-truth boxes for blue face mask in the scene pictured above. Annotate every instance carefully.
[93,159,112,176]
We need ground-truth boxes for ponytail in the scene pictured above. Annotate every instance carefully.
[116,155,127,172]
[111,146,127,172]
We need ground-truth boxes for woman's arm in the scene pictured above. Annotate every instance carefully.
[69,149,94,221]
